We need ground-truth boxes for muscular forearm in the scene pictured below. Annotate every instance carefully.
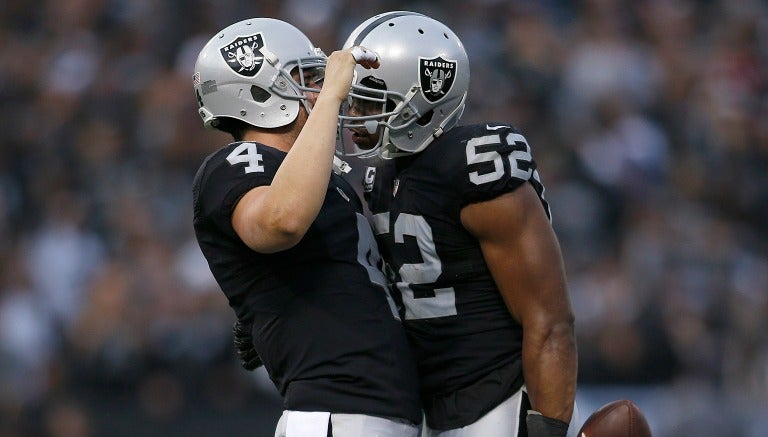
[461,186,579,422]
[522,319,577,423]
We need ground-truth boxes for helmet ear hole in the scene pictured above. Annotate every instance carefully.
[250,86,271,103]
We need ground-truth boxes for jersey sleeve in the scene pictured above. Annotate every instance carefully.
[192,142,283,236]
[455,124,540,205]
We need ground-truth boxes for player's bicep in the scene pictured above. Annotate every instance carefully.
[232,185,302,253]
[460,183,570,326]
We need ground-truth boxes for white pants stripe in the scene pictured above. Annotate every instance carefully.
[275,410,420,437]
[423,387,580,437]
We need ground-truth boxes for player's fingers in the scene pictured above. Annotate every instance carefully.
[350,46,380,68]
[350,46,377,62]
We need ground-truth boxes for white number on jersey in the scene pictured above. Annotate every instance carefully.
[466,129,552,220]
[356,213,400,320]
[466,131,533,185]
[226,143,264,174]
[372,212,457,320]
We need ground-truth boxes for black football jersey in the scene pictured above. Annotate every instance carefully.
[192,142,421,424]
[364,124,551,413]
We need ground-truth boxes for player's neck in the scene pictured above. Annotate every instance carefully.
[243,128,298,153]
[240,109,304,152]
[242,130,295,152]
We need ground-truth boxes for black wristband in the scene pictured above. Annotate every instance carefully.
[526,412,569,437]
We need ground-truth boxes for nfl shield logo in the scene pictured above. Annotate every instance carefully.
[419,56,457,103]
[220,33,265,77]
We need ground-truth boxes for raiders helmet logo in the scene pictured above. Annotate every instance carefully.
[220,33,265,77]
[419,56,457,103]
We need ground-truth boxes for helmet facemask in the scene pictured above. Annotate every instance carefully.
[337,75,419,159]
[271,58,326,116]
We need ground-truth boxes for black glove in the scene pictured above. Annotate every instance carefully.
[233,319,263,371]
[526,411,569,437]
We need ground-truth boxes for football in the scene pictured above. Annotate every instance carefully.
[577,399,652,437]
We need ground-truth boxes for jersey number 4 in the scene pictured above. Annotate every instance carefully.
[226,143,264,174]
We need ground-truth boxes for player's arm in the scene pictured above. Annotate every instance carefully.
[233,48,379,253]
[460,183,577,428]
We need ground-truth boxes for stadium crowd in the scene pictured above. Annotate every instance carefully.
[1,0,766,435]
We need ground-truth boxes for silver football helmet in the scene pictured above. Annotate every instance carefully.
[193,18,326,130]
[337,11,469,159]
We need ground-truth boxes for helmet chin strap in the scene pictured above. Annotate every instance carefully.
[439,92,467,135]
[377,87,421,159]
[300,97,313,115]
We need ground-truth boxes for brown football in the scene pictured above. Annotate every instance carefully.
[577,399,652,437]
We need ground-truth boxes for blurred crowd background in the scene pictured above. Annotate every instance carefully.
[1,0,767,436]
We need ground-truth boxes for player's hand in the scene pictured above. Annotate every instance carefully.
[321,46,380,102]
[233,319,263,371]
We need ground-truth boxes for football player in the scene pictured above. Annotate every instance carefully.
[191,18,421,436]
[337,12,578,437]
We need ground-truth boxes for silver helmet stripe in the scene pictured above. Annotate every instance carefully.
[352,11,424,46]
